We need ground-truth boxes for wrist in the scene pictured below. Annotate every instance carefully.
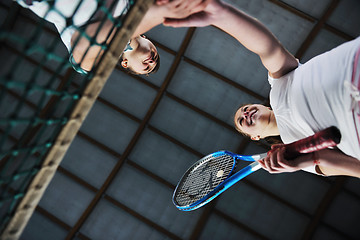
[207,0,228,26]
[312,151,320,166]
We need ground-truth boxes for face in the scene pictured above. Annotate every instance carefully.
[121,36,158,75]
[234,104,273,140]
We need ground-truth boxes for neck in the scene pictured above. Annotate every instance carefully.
[262,111,280,138]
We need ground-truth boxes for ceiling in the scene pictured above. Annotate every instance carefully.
[1,0,360,239]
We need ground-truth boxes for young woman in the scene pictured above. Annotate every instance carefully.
[165,0,360,178]
[17,0,209,75]
[234,103,360,178]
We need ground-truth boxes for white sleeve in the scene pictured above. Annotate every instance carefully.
[113,0,130,18]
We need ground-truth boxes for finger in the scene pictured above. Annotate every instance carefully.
[258,159,276,174]
[163,18,191,28]
[276,148,298,172]
[172,0,207,16]
[271,143,284,150]
[175,0,203,9]
[263,156,273,172]
[269,150,283,172]
[188,0,211,13]
[258,159,266,169]
[155,0,170,6]
[164,14,206,27]
[276,147,292,168]
[183,0,204,11]
[267,152,275,170]
[269,149,283,170]
[274,147,287,168]
[167,0,184,8]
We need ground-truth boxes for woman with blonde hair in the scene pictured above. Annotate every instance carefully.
[17,0,209,74]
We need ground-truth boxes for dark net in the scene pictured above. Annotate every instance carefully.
[0,0,138,235]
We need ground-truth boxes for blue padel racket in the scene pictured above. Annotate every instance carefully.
[173,126,341,211]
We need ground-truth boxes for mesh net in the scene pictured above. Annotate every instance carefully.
[0,0,148,237]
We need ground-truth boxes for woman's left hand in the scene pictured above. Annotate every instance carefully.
[155,0,211,20]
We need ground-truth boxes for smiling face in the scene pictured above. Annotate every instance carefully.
[234,104,276,140]
[121,35,159,75]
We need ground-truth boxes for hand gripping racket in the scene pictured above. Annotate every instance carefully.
[172,126,341,211]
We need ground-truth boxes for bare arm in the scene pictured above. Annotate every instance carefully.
[71,0,210,71]
[259,146,360,178]
[71,19,116,71]
[315,149,360,178]
[164,0,298,78]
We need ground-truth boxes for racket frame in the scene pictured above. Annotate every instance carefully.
[173,151,266,211]
[173,126,341,211]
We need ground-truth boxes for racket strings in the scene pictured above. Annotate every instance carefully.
[174,154,234,207]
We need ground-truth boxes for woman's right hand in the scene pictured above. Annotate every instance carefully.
[258,146,314,174]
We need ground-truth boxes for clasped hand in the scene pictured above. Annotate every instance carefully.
[258,145,314,174]
[155,0,211,20]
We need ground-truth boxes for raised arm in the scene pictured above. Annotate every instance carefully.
[71,0,210,72]
[71,19,116,71]
[164,0,298,78]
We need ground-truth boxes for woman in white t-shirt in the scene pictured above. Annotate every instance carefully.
[165,0,360,178]
[17,0,209,75]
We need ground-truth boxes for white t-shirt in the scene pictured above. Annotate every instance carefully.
[268,37,360,174]
[18,0,129,52]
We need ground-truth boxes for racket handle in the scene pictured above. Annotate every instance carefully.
[283,126,341,159]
